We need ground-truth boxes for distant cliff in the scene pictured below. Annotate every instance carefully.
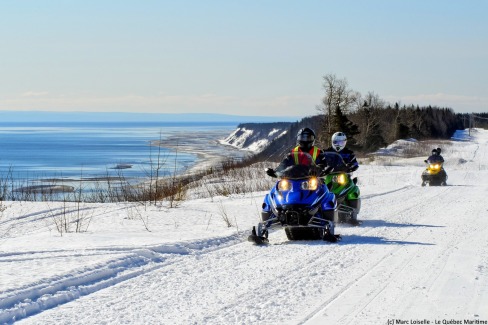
[219,122,291,153]
[220,116,323,162]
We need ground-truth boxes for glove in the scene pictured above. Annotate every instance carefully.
[348,164,358,172]
[265,168,277,178]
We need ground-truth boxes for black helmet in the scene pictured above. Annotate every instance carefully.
[297,128,316,151]
[437,148,442,155]
[432,148,438,155]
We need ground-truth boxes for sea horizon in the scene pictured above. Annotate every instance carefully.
[0,110,300,124]
[0,121,245,194]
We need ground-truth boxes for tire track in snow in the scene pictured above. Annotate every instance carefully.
[295,185,441,324]
[300,183,475,324]
[0,233,246,324]
[297,240,419,325]
[361,184,414,200]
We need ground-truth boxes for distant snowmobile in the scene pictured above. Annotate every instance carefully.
[421,148,447,186]
[248,151,340,245]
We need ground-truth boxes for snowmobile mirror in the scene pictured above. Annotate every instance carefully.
[265,168,277,178]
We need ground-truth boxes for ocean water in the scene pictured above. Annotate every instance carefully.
[0,121,240,187]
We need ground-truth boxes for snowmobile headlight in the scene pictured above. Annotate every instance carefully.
[301,177,319,191]
[278,179,291,191]
[429,164,441,170]
[333,173,347,185]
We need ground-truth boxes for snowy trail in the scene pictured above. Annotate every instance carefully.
[0,235,246,323]
[17,182,487,324]
[303,184,488,324]
[1,129,487,324]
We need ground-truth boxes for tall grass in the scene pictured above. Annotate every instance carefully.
[0,144,278,236]
[0,152,274,205]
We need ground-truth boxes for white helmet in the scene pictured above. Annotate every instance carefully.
[331,132,347,152]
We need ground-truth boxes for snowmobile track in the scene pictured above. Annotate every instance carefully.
[0,233,246,323]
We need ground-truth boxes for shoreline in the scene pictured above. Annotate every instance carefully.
[13,138,245,188]
[2,126,249,197]
[0,122,239,184]
[151,131,251,175]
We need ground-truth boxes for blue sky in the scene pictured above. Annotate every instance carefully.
[1,0,487,117]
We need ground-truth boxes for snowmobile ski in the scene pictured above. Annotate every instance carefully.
[348,219,362,226]
[247,226,269,245]
[323,231,342,242]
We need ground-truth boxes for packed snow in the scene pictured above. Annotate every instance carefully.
[1,129,488,325]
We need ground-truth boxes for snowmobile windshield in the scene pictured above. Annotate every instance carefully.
[277,165,314,179]
[275,152,317,179]
[320,152,349,172]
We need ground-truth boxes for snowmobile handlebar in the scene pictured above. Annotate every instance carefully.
[318,165,333,176]
[319,163,354,175]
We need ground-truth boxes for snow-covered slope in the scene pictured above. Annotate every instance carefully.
[220,123,289,153]
[1,129,488,324]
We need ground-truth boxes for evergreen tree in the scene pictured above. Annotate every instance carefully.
[396,122,410,139]
[332,106,360,149]
[364,122,386,152]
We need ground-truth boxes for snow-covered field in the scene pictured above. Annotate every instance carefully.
[1,129,487,325]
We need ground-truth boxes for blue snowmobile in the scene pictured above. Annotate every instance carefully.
[248,151,340,244]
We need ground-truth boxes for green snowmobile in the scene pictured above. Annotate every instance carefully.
[321,152,361,225]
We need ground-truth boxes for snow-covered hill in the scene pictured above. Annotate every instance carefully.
[220,122,290,153]
[1,129,488,324]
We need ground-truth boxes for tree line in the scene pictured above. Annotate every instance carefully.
[256,74,484,161]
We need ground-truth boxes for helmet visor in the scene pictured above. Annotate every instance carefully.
[298,133,315,142]
[332,139,346,147]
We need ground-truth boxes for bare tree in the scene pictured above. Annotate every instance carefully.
[318,74,358,146]
[355,92,385,147]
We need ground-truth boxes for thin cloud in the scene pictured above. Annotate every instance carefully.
[21,91,49,97]
[0,93,318,115]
